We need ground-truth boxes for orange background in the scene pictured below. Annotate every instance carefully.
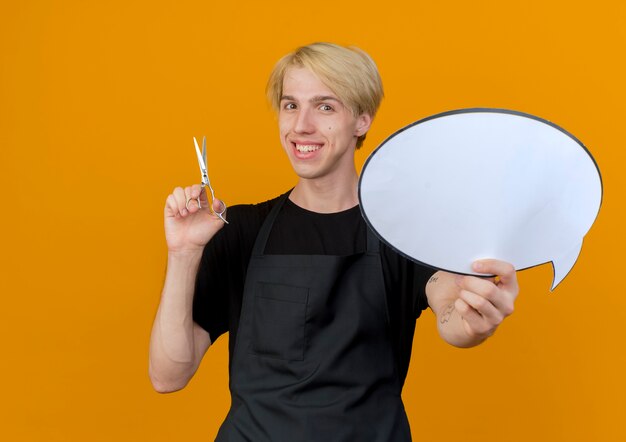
[1,1,624,440]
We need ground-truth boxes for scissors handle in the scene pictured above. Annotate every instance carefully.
[199,184,229,224]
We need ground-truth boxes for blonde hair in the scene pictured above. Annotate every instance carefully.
[266,42,384,149]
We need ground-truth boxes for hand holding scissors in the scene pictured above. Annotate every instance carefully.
[185,136,229,224]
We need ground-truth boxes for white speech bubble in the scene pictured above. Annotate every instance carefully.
[359,109,602,290]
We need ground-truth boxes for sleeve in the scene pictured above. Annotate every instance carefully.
[380,244,437,319]
[192,225,233,343]
[411,261,438,318]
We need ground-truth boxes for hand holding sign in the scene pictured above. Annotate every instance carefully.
[359,109,602,290]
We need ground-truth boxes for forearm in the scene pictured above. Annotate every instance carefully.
[436,301,490,348]
[149,250,203,391]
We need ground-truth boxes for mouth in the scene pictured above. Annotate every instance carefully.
[291,141,323,158]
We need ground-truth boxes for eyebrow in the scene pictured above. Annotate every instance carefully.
[280,95,341,103]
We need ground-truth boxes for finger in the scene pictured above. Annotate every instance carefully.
[187,184,203,200]
[455,296,482,317]
[458,272,516,317]
[455,298,492,338]
[458,289,504,325]
[164,194,180,217]
[456,275,506,311]
[187,184,206,199]
[184,186,201,213]
[197,187,209,208]
[473,259,519,293]
[173,187,189,217]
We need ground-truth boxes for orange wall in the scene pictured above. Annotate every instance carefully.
[1,1,624,440]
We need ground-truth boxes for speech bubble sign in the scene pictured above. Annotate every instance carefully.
[359,109,602,290]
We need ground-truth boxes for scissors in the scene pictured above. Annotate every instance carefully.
[186,136,229,224]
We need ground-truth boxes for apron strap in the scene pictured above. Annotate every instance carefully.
[251,190,291,256]
[366,227,380,254]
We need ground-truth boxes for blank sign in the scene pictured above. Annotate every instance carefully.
[359,109,602,290]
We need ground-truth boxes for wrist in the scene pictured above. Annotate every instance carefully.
[162,249,203,299]
[166,249,204,274]
[167,247,204,259]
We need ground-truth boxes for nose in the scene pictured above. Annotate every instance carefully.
[294,107,315,134]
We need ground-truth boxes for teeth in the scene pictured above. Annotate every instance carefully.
[296,144,321,153]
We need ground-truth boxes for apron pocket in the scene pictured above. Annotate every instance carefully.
[251,282,309,361]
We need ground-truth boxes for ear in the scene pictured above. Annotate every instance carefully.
[355,113,372,137]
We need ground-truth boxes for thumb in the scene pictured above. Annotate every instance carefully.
[197,187,209,208]
[212,198,227,216]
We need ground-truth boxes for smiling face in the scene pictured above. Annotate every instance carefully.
[279,67,371,182]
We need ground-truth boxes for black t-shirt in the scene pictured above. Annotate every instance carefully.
[193,194,437,387]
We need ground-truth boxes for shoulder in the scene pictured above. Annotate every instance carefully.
[226,196,278,224]
[380,242,436,280]
[227,193,283,225]
[211,193,284,246]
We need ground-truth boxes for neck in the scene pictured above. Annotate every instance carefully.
[289,168,359,213]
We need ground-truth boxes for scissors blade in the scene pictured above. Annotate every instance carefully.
[194,137,210,188]
[202,136,207,167]
[194,137,207,171]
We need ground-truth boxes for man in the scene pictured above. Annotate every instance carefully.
[149,43,518,441]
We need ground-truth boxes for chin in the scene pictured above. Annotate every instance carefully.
[291,167,322,180]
